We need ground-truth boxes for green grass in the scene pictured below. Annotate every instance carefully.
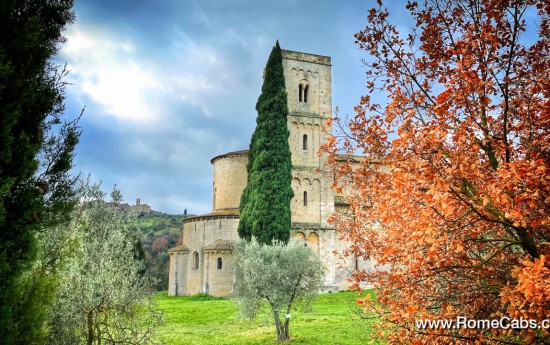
[155,290,382,345]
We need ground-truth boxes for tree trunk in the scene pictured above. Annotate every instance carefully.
[87,310,94,345]
[273,311,290,342]
[275,320,290,342]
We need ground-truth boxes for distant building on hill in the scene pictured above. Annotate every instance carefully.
[107,198,159,215]
[133,198,152,215]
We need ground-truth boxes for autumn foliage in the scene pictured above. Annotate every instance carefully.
[323,0,550,343]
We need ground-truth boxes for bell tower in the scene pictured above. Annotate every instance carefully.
[281,49,333,228]
[281,49,332,168]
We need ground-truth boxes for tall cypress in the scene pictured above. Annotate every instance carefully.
[238,41,293,245]
[0,1,79,342]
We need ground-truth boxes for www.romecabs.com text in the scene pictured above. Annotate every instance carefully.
[416,317,550,330]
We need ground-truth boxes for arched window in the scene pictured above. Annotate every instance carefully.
[294,232,306,241]
[193,251,199,270]
[213,186,217,209]
[308,232,319,255]
[303,191,308,206]
[299,82,309,103]
[217,257,223,270]
[302,134,308,150]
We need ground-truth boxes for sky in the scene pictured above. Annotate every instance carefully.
[58,0,408,215]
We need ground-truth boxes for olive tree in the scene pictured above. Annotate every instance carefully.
[232,238,325,342]
[45,185,162,345]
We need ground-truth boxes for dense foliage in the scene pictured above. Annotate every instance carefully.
[137,214,183,290]
[0,0,80,342]
[45,186,162,345]
[232,239,325,342]
[323,0,550,344]
[238,41,294,245]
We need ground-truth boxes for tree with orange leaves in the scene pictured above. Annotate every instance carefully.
[323,0,550,343]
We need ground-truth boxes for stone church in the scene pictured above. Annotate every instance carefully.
[168,49,371,296]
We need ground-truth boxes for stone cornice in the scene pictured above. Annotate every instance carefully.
[281,49,331,66]
[288,112,326,119]
[291,222,336,231]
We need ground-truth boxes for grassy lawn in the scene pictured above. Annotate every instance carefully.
[155,290,382,345]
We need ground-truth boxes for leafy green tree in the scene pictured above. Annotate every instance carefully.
[0,0,80,342]
[110,184,123,204]
[232,239,325,342]
[238,41,294,245]
[45,185,162,345]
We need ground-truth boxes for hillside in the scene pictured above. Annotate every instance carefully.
[135,213,185,291]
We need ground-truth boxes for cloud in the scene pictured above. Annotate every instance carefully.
[167,40,225,117]
[58,0,378,215]
[61,21,248,123]
[61,28,165,122]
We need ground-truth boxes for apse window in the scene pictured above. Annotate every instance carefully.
[217,257,223,270]
[303,191,308,206]
[303,134,308,150]
[193,251,200,270]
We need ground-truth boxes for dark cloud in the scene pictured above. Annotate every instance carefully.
[59,1,393,214]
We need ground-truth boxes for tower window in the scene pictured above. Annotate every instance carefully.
[303,191,308,206]
[303,134,308,150]
[217,257,223,270]
[213,186,217,209]
[193,251,200,270]
[299,82,309,103]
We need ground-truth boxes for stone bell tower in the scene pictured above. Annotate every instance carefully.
[280,50,334,231]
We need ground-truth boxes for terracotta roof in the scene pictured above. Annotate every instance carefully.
[183,208,240,222]
[204,209,240,217]
[167,244,190,253]
[203,239,235,252]
[210,150,249,164]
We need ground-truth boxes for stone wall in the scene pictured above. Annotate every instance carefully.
[204,251,234,296]
[281,49,332,120]
[168,245,189,296]
[180,213,240,295]
[211,151,248,211]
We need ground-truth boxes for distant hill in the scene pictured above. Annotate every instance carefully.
[134,213,186,235]
[135,213,186,291]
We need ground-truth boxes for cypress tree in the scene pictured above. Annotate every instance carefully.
[238,41,294,245]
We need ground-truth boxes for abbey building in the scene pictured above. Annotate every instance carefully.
[168,49,371,296]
